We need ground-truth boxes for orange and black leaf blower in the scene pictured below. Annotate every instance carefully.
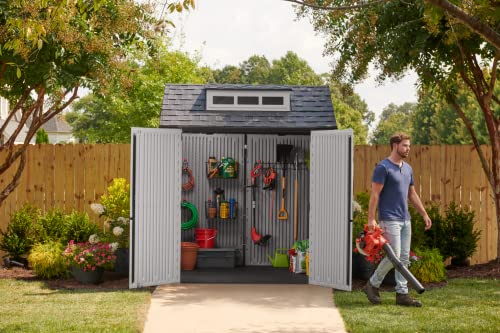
[355,224,425,294]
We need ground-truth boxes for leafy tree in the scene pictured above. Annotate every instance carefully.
[240,55,272,84]
[35,129,49,144]
[0,0,194,204]
[294,0,500,260]
[268,51,324,85]
[67,44,207,143]
[212,65,242,84]
[370,103,415,144]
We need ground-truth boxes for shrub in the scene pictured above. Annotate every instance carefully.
[443,202,481,263]
[100,178,130,221]
[28,241,68,279]
[410,204,447,252]
[34,209,66,243]
[62,211,100,244]
[0,205,40,258]
[35,129,49,144]
[63,241,116,271]
[409,248,447,283]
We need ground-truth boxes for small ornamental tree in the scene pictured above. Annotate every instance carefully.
[0,0,194,204]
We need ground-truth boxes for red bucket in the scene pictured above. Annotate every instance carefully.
[195,228,217,248]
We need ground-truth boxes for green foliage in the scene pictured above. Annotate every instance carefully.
[370,103,416,144]
[66,45,208,143]
[34,209,66,243]
[409,248,446,283]
[352,192,369,243]
[27,241,68,279]
[443,202,481,262]
[410,204,446,253]
[100,178,130,221]
[62,211,99,244]
[35,129,49,144]
[0,205,40,258]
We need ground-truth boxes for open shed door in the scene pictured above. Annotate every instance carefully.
[309,129,353,291]
[130,128,182,288]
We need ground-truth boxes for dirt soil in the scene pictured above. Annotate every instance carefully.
[1,260,498,290]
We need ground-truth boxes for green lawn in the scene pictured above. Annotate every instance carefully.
[0,279,151,333]
[334,278,500,333]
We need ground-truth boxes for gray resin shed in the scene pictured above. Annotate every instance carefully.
[130,84,353,290]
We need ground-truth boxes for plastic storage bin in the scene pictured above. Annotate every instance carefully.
[196,248,235,268]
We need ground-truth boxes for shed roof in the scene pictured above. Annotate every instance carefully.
[160,84,337,134]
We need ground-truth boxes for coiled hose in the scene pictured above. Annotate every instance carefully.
[181,201,198,230]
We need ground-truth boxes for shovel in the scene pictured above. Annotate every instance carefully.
[277,144,293,221]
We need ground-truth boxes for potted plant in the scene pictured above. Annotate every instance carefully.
[62,240,116,284]
[90,178,130,275]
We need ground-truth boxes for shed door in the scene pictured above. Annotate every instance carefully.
[309,129,353,291]
[130,128,182,288]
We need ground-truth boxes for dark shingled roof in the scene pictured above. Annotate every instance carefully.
[160,84,337,134]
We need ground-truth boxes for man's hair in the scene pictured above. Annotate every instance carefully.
[389,132,411,148]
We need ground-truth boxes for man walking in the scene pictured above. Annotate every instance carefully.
[363,133,432,307]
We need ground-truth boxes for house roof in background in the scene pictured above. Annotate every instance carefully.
[160,84,336,134]
[42,115,72,133]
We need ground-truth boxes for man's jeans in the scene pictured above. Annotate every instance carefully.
[369,220,411,294]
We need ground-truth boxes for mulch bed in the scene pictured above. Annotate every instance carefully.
[1,260,498,290]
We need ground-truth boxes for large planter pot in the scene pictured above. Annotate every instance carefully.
[71,266,105,284]
[114,248,129,276]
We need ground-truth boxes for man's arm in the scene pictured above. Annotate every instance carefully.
[368,182,384,231]
[408,186,432,230]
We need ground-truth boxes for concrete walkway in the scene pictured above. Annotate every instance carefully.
[143,284,347,333]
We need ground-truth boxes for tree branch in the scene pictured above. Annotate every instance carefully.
[0,150,27,204]
[283,0,387,11]
[425,0,500,50]
[486,51,499,104]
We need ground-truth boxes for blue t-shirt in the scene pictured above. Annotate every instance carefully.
[372,158,414,221]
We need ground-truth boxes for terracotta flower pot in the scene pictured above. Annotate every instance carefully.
[181,242,199,270]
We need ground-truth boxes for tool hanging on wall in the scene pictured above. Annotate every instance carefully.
[263,166,277,221]
[182,158,195,192]
[277,144,293,220]
[249,160,271,245]
[291,147,304,241]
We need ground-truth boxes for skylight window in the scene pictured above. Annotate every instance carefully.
[207,90,290,111]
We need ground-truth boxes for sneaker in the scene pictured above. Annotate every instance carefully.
[396,293,422,307]
[362,281,381,305]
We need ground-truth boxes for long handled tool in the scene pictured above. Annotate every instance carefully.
[249,161,271,245]
[293,151,299,240]
[276,144,293,221]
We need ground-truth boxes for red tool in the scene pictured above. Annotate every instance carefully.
[355,224,425,294]
[249,161,271,245]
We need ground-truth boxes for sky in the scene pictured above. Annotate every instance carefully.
[168,0,419,120]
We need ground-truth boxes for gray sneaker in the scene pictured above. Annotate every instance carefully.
[396,293,422,307]
[362,281,381,305]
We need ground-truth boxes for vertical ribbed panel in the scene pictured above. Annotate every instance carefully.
[130,128,182,288]
[181,134,245,256]
[309,129,353,290]
[246,135,310,265]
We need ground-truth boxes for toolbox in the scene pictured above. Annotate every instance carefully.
[196,248,236,268]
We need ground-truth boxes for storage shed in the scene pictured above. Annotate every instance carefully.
[130,84,353,290]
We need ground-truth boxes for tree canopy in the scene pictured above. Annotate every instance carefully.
[0,0,194,203]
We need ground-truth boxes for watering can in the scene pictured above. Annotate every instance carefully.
[267,248,289,268]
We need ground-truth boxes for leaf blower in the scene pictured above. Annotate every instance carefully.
[355,224,425,294]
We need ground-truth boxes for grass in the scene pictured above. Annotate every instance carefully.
[0,279,151,333]
[334,278,500,333]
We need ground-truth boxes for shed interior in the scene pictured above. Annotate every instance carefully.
[180,133,311,283]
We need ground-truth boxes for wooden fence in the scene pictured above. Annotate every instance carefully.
[0,144,497,264]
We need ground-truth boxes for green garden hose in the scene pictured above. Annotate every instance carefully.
[181,201,198,230]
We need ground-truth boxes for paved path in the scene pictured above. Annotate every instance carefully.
[143,284,347,333]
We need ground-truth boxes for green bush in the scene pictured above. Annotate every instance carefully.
[100,178,130,221]
[34,209,66,243]
[443,202,481,262]
[35,129,49,144]
[410,204,447,252]
[0,205,40,258]
[28,241,68,279]
[62,211,99,244]
[409,248,447,283]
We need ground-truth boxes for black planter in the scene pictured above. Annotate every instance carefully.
[352,252,374,280]
[114,248,129,276]
[71,266,104,284]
